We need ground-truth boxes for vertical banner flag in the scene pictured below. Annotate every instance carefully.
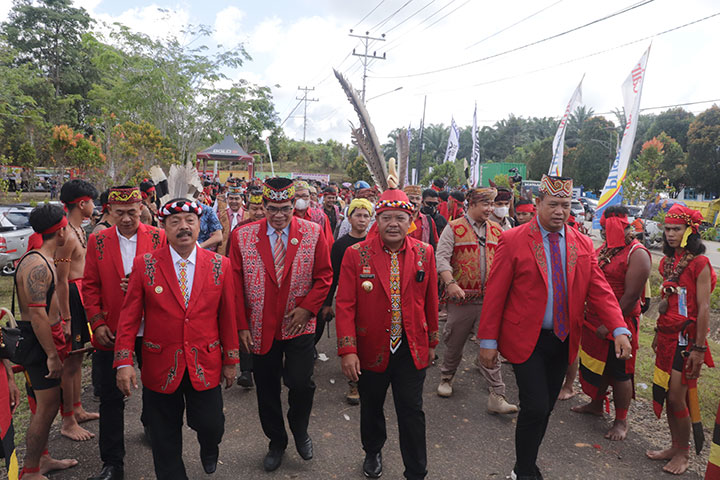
[593,46,651,229]
[405,123,412,185]
[443,117,460,163]
[469,102,480,187]
[548,75,584,176]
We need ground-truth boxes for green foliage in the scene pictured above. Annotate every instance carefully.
[564,116,615,192]
[421,160,464,187]
[624,133,685,204]
[492,174,510,188]
[687,105,720,196]
[701,227,718,242]
[346,156,373,184]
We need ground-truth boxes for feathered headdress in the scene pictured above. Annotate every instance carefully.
[334,69,388,191]
[396,132,409,190]
[150,162,203,205]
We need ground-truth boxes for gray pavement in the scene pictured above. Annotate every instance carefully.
[39,324,705,480]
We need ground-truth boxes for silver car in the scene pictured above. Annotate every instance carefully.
[570,200,585,220]
[0,206,33,275]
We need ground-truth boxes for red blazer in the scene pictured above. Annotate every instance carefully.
[335,235,439,372]
[83,224,165,350]
[113,246,240,393]
[477,218,625,365]
[229,217,333,355]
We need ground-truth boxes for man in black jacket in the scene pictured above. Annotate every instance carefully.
[421,189,447,235]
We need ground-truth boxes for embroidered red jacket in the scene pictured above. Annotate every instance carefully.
[83,224,165,351]
[477,219,626,365]
[335,235,439,372]
[113,246,239,393]
[229,217,333,355]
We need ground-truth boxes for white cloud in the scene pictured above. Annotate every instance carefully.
[93,4,191,41]
[213,6,246,48]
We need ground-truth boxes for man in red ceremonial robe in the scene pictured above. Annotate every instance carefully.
[229,177,332,473]
[115,198,239,479]
[572,206,651,441]
[477,175,632,480]
[647,204,716,475]
[336,188,439,480]
[83,186,166,480]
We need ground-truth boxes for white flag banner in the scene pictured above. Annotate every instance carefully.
[594,45,651,229]
[405,124,412,185]
[548,76,584,176]
[469,103,480,187]
[443,117,460,163]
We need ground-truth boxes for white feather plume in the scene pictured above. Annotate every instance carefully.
[162,162,203,204]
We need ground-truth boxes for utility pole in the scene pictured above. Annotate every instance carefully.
[296,86,318,142]
[349,30,386,102]
[415,96,427,185]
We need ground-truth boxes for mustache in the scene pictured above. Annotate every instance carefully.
[176,230,192,238]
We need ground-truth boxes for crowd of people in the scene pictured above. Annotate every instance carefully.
[2,171,719,480]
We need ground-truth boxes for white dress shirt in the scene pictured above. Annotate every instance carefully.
[170,245,197,301]
[267,223,290,249]
[117,227,143,337]
[227,208,242,231]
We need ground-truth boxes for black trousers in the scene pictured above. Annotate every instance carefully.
[358,339,427,480]
[240,352,253,372]
[511,330,569,477]
[143,372,225,480]
[253,333,316,451]
[95,349,126,469]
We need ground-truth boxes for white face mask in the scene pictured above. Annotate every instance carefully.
[295,198,309,210]
[494,206,509,218]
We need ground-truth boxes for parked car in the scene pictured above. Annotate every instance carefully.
[579,197,598,221]
[570,200,585,221]
[0,206,33,275]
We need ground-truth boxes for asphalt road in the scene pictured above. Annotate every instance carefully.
[38,323,706,480]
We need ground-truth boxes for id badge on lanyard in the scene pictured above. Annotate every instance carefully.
[678,287,688,317]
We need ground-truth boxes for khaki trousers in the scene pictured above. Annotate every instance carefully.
[440,301,505,395]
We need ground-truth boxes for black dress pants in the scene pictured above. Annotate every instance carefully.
[95,349,125,469]
[253,333,316,451]
[511,330,569,477]
[358,339,427,480]
[143,372,225,480]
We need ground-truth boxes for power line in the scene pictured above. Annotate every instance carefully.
[464,0,564,50]
[401,11,720,96]
[420,0,472,33]
[374,0,656,79]
[595,98,720,117]
[382,0,458,53]
[353,0,389,29]
[296,86,319,141]
[384,0,441,34]
[280,98,304,127]
[370,0,415,32]
[349,31,387,101]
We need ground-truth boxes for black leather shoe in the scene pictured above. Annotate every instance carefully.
[263,449,284,472]
[236,371,254,388]
[201,446,219,474]
[295,435,313,460]
[87,465,124,480]
[363,452,382,478]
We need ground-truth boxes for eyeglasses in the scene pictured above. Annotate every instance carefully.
[424,202,439,207]
[266,206,293,214]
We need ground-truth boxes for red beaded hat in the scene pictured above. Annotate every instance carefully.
[540,175,573,198]
[375,189,414,215]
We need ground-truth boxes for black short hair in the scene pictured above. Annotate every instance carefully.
[60,179,98,211]
[99,189,109,207]
[439,191,449,201]
[450,191,465,202]
[603,205,629,218]
[422,189,439,200]
[662,232,706,257]
[29,204,66,241]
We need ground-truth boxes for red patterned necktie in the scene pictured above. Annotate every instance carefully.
[386,248,403,353]
[273,229,285,283]
[548,232,568,341]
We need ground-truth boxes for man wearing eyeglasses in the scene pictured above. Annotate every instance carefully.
[228,177,332,473]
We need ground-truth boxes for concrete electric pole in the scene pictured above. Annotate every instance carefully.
[349,30,386,102]
[296,86,319,142]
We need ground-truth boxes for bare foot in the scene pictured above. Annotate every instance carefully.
[570,402,603,416]
[663,452,690,475]
[74,406,99,423]
[60,417,95,441]
[558,387,576,400]
[39,453,78,474]
[605,419,628,441]
[646,447,675,461]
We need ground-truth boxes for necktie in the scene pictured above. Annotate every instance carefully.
[273,229,285,283]
[178,260,190,307]
[548,232,568,341]
[387,249,403,353]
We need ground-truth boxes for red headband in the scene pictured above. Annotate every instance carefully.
[40,216,68,235]
[600,214,630,248]
[63,196,92,212]
[515,203,535,213]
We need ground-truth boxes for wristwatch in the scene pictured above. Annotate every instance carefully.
[445,279,457,287]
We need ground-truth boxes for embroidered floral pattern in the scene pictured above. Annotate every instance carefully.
[282,219,320,337]
[567,242,578,275]
[226,349,240,360]
[211,254,223,285]
[532,242,547,272]
[96,233,107,260]
[143,341,160,351]
[150,229,161,249]
[208,339,220,350]
[191,347,210,387]
[161,349,182,391]
[114,349,131,362]
[143,253,157,286]
[338,336,357,349]
[89,312,106,329]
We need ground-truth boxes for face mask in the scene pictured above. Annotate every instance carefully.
[494,206,509,218]
[420,205,435,215]
[295,198,308,210]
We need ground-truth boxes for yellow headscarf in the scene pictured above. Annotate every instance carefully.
[348,198,374,217]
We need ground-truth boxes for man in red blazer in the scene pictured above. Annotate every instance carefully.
[229,177,332,472]
[477,175,633,480]
[83,186,165,480]
[336,188,439,480]
[115,198,240,479]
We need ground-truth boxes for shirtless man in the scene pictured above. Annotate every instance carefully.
[56,180,99,442]
[16,203,78,479]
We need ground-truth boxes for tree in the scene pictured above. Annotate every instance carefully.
[568,116,616,192]
[421,160,464,187]
[645,108,694,151]
[525,138,553,180]
[687,105,720,196]
[346,155,373,184]
[566,105,595,147]
[50,123,104,170]
[623,136,675,204]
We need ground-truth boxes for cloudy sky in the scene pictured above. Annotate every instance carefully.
[2,0,719,145]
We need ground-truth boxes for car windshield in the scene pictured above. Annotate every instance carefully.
[4,211,31,228]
